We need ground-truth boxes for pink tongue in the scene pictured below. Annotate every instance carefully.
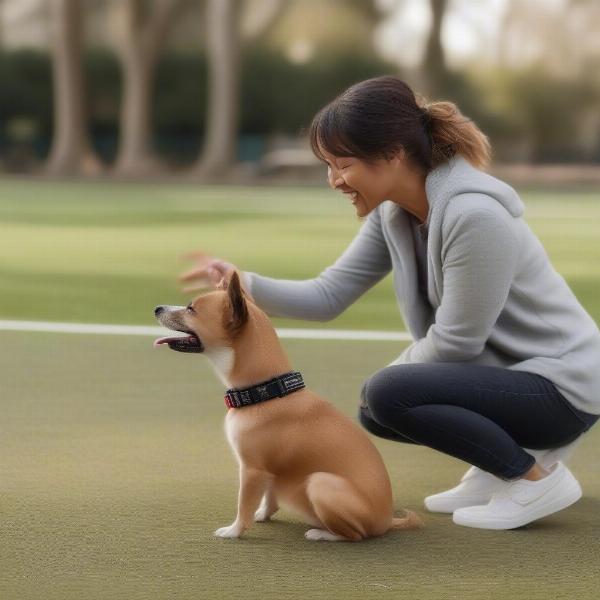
[154,335,189,348]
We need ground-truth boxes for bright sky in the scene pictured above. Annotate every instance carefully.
[375,0,510,68]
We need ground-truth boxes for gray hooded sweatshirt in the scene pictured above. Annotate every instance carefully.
[244,156,600,415]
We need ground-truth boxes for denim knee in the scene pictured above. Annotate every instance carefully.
[357,404,380,435]
[362,366,407,427]
[358,377,387,432]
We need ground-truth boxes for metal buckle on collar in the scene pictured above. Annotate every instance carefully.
[224,389,246,408]
[276,378,287,397]
[224,372,304,409]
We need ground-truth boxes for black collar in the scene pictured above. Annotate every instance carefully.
[224,371,305,409]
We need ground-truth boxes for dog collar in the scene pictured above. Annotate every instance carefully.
[224,371,305,409]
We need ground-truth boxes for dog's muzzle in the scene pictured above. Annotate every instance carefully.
[153,305,204,353]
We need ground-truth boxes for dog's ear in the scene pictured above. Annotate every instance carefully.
[217,271,256,304]
[224,271,249,335]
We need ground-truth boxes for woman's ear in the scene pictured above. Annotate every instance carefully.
[224,271,249,335]
[388,148,406,166]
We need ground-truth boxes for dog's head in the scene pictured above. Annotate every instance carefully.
[154,271,249,354]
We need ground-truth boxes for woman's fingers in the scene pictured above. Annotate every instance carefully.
[178,265,210,282]
[205,261,234,280]
[179,252,237,291]
[180,250,212,263]
[178,259,228,281]
[207,266,224,286]
[182,281,213,294]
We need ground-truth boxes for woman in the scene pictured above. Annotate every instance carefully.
[180,76,600,530]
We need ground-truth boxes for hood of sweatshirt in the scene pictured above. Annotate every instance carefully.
[425,155,525,223]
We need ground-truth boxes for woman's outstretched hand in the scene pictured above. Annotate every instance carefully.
[179,251,244,294]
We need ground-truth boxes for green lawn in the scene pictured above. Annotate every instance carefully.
[2,179,600,599]
[2,331,600,600]
[1,178,599,329]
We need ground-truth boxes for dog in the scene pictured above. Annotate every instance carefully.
[154,271,423,541]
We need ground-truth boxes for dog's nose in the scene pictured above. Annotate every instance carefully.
[154,306,165,316]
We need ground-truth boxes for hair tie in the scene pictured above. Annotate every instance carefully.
[420,107,433,130]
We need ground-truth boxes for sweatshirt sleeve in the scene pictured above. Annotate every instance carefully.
[242,206,392,321]
[390,206,519,364]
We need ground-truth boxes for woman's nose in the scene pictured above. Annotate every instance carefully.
[327,166,344,190]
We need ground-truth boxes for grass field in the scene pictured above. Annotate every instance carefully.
[2,179,600,599]
[3,332,600,600]
[1,178,600,328]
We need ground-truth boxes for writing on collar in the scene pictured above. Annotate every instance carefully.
[224,372,305,409]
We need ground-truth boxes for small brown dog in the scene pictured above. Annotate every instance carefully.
[154,272,422,541]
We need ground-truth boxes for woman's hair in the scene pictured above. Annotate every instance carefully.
[309,75,491,171]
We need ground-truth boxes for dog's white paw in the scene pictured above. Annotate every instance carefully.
[254,507,271,522]
[214,524,244,539]
[304,528,348,542]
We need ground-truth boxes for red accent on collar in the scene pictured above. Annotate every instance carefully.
[223,372,305,410]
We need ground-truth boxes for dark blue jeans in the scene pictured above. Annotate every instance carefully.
[359,363,599,480]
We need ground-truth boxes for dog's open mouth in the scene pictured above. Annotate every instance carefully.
[154,331,204,353]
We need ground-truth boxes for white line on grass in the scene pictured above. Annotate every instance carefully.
[0,320,413,342]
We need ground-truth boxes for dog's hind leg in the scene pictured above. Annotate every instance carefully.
[304,472,373,542]
[305,528,348,541]
[254,486,279,522]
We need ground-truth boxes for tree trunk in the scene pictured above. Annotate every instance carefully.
[115,42,158,175]
[113,0,183,177]
[241,0,286,40]
[46,0,101,176]
[190,0,241,178]
[422,0,449,98]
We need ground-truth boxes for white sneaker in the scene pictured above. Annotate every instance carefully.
[452,462,582,530]
[424,466,508,513]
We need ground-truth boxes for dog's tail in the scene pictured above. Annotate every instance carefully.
[390,509,424,530]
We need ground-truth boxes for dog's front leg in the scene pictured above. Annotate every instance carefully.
[214,467,272,539]
[255,485,279,522]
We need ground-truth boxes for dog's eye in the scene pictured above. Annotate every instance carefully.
[186,304,195,313]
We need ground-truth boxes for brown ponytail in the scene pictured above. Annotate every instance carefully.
[421,100,491,169]
[310,76,491,172]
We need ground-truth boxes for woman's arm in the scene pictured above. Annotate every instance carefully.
[244,206,392,321]
[391,203,519,364]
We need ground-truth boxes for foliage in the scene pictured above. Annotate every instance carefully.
[0,49,599,166]
[498,66,600,162]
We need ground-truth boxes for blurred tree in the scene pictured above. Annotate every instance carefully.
[46,0,101,176]
[345,0,381,26]
[498,0,600,77]
[495,0,600,161]
[266,0,381,62]
[240,0,288,40]
[190,0,240,177]
[422,0,450,97]
[112,0,185,176]
[191,0,288,177]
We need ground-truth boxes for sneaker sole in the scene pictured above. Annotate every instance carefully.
[424,495,493,514]
[452,481,582,530]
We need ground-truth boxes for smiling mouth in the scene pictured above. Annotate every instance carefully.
[154,330,204,353]
[343,190,359,204]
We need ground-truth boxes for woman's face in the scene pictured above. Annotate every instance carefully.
[320,148,396,218]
